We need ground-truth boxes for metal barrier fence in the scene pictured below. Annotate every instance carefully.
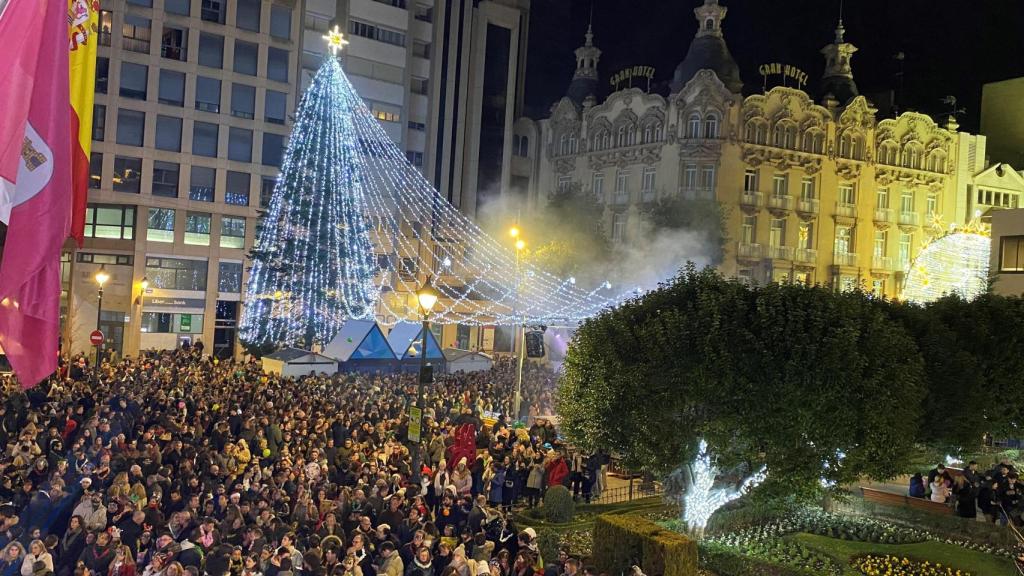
[589,480,664,504]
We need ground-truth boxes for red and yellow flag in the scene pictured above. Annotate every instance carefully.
[68,0,99,246]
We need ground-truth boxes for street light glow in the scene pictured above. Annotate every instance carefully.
[94,265,110,287]
[509,226,520,238]
[515,239,526,251]
[417,279,439,313]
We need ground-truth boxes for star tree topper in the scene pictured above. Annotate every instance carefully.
[323,25,349,56]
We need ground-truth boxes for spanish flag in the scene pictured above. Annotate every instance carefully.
[68,0,99,246]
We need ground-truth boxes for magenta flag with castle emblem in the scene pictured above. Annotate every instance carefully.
[0,0,73,387]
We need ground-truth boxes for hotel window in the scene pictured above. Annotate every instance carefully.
[92,104,106,141]
[147,208,175,243]
[899,232,913,267]
[838,184,856,205]
[557,175,571,193]
[192,121,219,157]
[145,257,208,291]
[741,215,756,244]
[873,229,887,258]
[686,113,701,139]
[154,116,182,152]
[592,172,604,200]
[185,212,212,246]
[231,84,256,119]
[700,165,716,191]
[89,153,102,189]
[769,218,786,247]
[799,222,813,249]
[201,0,226,24]
[267,47,290,82]
[119,62,148,100]
[263,133,284,167]
[703,114,719,139]
[189,166,215,202]
[615,169,629,202]
[165,0,189,16]
[743,169,758,192]
[195,77,221,113]
[121,14,151,54]
[152,161,180,198]
[876,187,889,209]
[161,26,187,61]
[684,165,698,190]
[225,171,250,206]
[642,167,656,192]
[1000,236,1024,272]
[835,225,853,254]
[158,70,185,106]
[84,204,135,240]
[265,90,287,125]
[772,173,788,197]
[612,212,627,243]
[926,193,938,216]
[270,5,292,39]
[220,216,246,249]
[800,176,815,200]
[198,33,224,69]
[236,0,261,32]
[900,189,914,213]
[219,261,243,293]
[228,127,253,163]
[112,156,142,193]
[233,40,259,76]
[871,278,885,296]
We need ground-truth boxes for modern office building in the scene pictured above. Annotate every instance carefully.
[981,77,1024,166]
[513,0,1004,299]
[990,208,1024,297]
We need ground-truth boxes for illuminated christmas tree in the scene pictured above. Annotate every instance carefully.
[240,32,378,350]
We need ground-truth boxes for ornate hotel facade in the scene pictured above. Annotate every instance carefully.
[511,0,1012,297]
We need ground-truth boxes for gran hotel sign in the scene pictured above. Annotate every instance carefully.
[758,62,809,88]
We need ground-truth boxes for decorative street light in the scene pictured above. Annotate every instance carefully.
[512,232,526,421]
[410,278,439,486]
[94,265,110,366]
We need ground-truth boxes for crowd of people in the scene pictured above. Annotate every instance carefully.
[0,347,609,576]
[909,461,1023,525]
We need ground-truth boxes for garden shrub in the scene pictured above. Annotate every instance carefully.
[536,529,562,566]
[592,513,698,576]
[544,485,577,523]
[698,543,819,576]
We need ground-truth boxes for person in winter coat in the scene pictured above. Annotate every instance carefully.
[79,531,115,576]
[107,545,137,576]
[544,453,568,491]
[375,543,404,576]
[525,458,545,508]
[403,547,433,576]
[430,461,451,513]
[451,460,472,497]
[953,476,977,518]
[486,464,505,508]
[20,540,52,576]
[0,543,24,576]
[907,473,925,498]
[56,517,86,576]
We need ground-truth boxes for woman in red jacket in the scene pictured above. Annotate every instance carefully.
[544,451,569,489]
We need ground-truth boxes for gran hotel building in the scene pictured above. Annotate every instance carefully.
[512,0,1021,295]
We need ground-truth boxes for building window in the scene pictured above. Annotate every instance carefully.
[1000,236,1024,272]
[189,166,216,202]
[263,133,284,167]
[192,121,219,157]
[557,175,571,193]
[900,189,914,213]
[838,183,856,205]
[260,177,276,207]
[201,0,225,24]
[615,169,629,203]
[147,208,175,242]
[225,171,250,206]
[686,113,701,139]
[185,212,212,246]
[926,193,938,216]
[590,171,605,201]
[198,33,224,69]
[411,76,428,95]
[228,127,253,162]
[76,253,133,265]
[413,41,430,59]
[800,176,815,200]
[835,225,853,254]
[704,114,719,139]
[799,221,813,249]
[741,214,756,244]
[874,229,887,258]
[219,261,243,293]
[899,232,913,267]
[220,216,246,248]
[270,5,292,39]
[121,14,152,54]
[158,69,185,106]
[612,212,627,243]
[405,151,424,167]
[127,0,151,6]
[230,84,256,119]
[236,0,261,32]
[876,187,889,209]
[152,161,180,198]
[349,19,406,47]
[700,165,716,191]
[769,218,785,247]
[154,115,182,152]
[145,256,208,291]
[165,0,190,16]
[161,27,187,61]
[98,10,112,45]
[642,166,656,192]
[375,109,400,123]
[112,156,142,193]
[89,153,103,189]
[195,76,221,113]
[743,169,758,192]
[142,312,203,334]
[119,62,148,100]
[96,57,109,93]
[267,47,289,82]
[409,121,427,132]
[92,104,106,141]
[683,164,697,191]
[233,40,258,76]
[772,173,788,198]
[84,204,135,240]
[265,90,287,125]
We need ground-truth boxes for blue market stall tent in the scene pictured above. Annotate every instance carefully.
[387,322,446,373]
[323,320,397,372]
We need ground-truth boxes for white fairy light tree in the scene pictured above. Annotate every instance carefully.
[681,440,766,538]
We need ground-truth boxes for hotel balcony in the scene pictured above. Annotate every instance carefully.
[872,255,893,270]
[766,245,794,260]
[833,251,858,267]
[898,211,920,226]
[767,194,794,211]
[835,202,857,218]
[740,190,763,207]
[874,208,893,223]
[737,242,763,259]
[794,248,817,264]
[797,198,819,214]
[641,189,657,203]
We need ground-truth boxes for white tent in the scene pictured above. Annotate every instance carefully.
[443,348,493,374]
[262,348,337,377]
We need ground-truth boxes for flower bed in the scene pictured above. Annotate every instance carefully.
[851,554,969,576]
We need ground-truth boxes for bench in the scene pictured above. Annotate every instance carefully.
[861,486,954,516]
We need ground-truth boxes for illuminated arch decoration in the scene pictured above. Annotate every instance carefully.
[901,227,991,304]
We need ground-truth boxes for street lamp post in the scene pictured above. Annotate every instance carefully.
[410,279,438,487]
[94,265,110,371]
[510,227,526,422]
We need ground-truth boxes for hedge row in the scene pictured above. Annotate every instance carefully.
[697,543,819,576]
[592,514,697,576]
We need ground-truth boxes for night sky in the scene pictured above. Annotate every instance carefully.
[524,0,1024,133]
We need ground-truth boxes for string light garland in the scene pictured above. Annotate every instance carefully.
[242,43,632,349]
[901,219,991,304]
[683,440,767,533]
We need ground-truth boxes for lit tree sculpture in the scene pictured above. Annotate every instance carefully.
[682,440,766,538]
[240,31,378,350]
